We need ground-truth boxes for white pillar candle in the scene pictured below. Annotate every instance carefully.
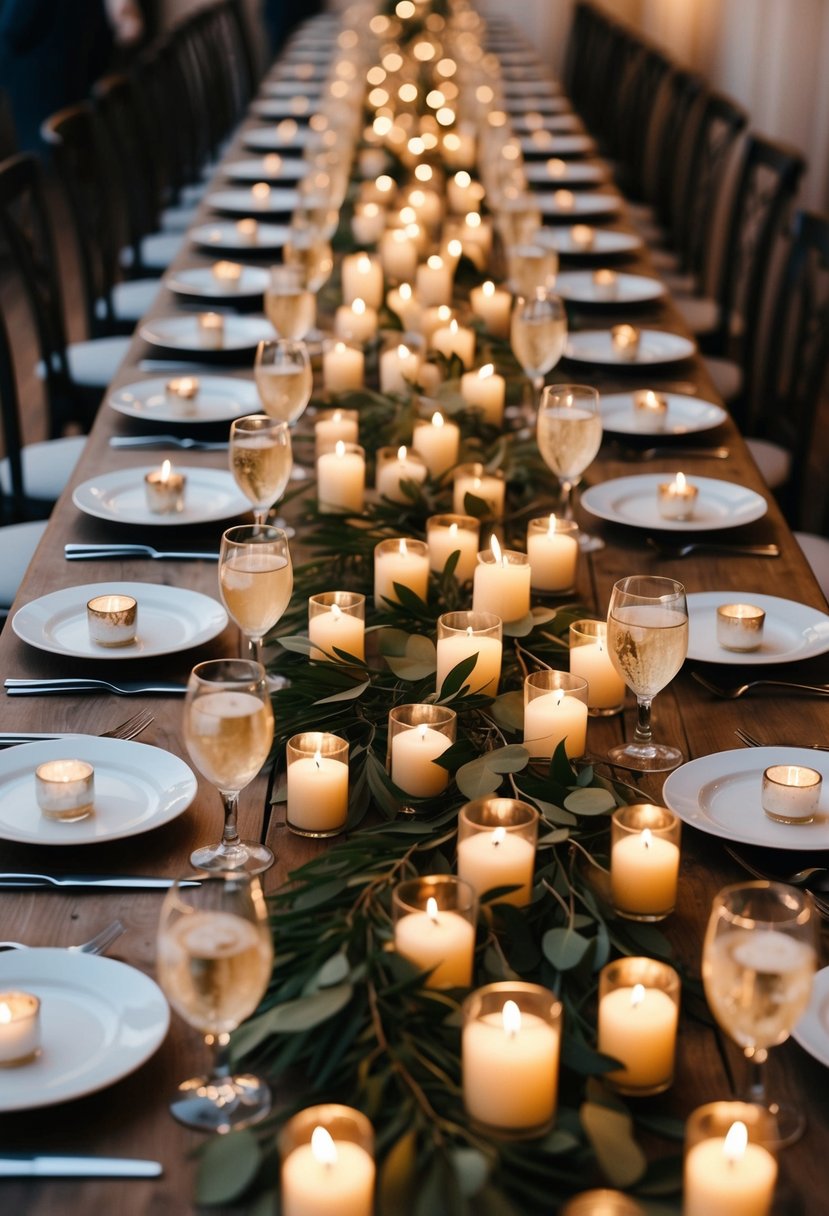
[415,256,453,307]
[315,410,359,459]
[374,538,430,609]
[375,446,428,502]
[432,318,475,369]
[0,992,41,1065]
[322,342,365,393]
[473,537,531,625]
[197,312,224,349]
[391,724,452,797]
[379,343,422,395]
[611,829,680,919]
[287,749,349,834]
[459,211,492,263]
[421,304,454,344]
[598,983,678,1092]
[526,514,579,593]
[457,829,536,907]
[334,298,378,343]
[317,441,366,514]
[426,515,480,583]
[413,412,460,478]
[459,363,506,427]
[341,253,384,309]
[379,228,419,282]
[523,689,588,758]
[447,170,478,214]
[386,283,423,333]
[452,467,505,517]
[462,999,560,1131]
[406,187,443,229]
[282,1129,375,1216]
[469,281,512,339]
[309,604,365,663]
[570,636,626,713]
[435,624,502,698]
[684,1122,777,1216]
[394,897,475,988]
[351,201,386,245]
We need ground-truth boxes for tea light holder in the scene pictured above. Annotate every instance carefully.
[308,591,365,663]
[286,731,349,837]
[452,462,506,518]
[472,540,531,625]
[570,224,595,251]
[553,189,576,212]
[197,312,225,350]
[632,389,668,431]
[316,441,366,515]
[87,593,138,648]
[457,797,538,907]
[597,957,680,1095]
[426,513,480,583]
[321,340,365,394]
[211,260,243,289]
[461,981,562,1136]
[523,670,589,759]
[684,1102,778,1216]
[235,218,259,246]
[374,538,430,609]
[459,363,507,426]
[560,1192,645,1216]
[435,611,503,698]
[610,804,681,921]
[314,407,359,459]
[413,411,460,479]
[657,471,698,520]
[762,764,822,824]
[280,1104,375,1216]
[591,268,618,301]
[251,181,271,208]
[526,515,579,594]
[611,324,641,361]
[569,619,625,715]
[716,603,766,652]
[35,758,95,821]
[0,992,41,1066]
[375,445,428,503]
[387,703,457,798]
[164,376,200,416]
[392,875,477,989]
[144,461,186,514]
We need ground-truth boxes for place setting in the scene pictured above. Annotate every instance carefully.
[598,388,728,435]
[534,191,621,220]
[686,591,829,665]
[554,269,666,306]
[242,123,315,153]
[138,314,274,361]
[204,186,300,217]
[222,155,307,183]
[536,224,644,257]
[524,159,609,186]
[72,460,250,526]
[581,471,768,531]
[564,324,698,366]
[165,263,270,305]
[108,375,260,425]
[190,219,290,256]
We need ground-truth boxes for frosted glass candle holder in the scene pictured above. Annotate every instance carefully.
[286,731,349,837]
[87,594,138,648]
[610,803,681,921]
[387,703,456,798]
[597,957,680,1095]
[762,764,822,824]
[716,603,765,653]
[35,759,95,822]
[392,875,477,989]
[457,797,538,907]
[0,991,41,1066]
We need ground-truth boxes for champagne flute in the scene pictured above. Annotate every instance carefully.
[229,414,292,527]
[264,265,316,340]
[537,383,603,551]
[606,575,688,771]
[219,524,293,668]
[183,658,275,874]
[253,338,313,426]
[283,228,334,294]
[702,881,818,1147]
[156,872,274,1131]
[510,288,567,416]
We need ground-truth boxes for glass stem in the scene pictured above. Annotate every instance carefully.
[220,791,241,846]
[633,697,653,744]
[559,478,574,519]
[745,1045,768,1105]
[206,1030,232,1081]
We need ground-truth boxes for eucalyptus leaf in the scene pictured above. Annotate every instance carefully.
[580,1102,647,1189]
[195,1130,261,1206]
[564,787,617,816]
[232,984,353,1057]
[383,634,437,680]
[314,678,371,705]
[312,951,351,989]
[379,1128,418,1216]
[531,798,577,827]
[502,612,536,638]
[490,690,524,732]
[450,1146,490,1197]
[542,926,591,971]
[277,634,316,656]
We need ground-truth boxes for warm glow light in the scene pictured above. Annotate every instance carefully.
[640,828,653,851]
[479,363,494,380]
[426,896,439,922]
[335,441,346,458]
[398,538,408,558]
[0,1004,10,1024]
[491,827,506,848]
[490,534,504,566]
[311,1126,338,1167]
[631,983,646,1009]
[431,411,444,429]
[724,1121,748,1164]
[397,444,408,461]
[502,999,522,1037]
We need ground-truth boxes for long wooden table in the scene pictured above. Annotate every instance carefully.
[1,19,828,1215]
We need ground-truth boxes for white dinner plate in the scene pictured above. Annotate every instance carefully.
[525,161,608,186]
[0,737,197,845]
[793,966,829,1069]
[223,156,307,183]
[520,134,596,157]
[565,329,697,366]
[242,125,313,152]
[250,98,315,121]
[191,220,290,255]
[536,192,621,219]
[13,581,228,660]
[108,375,259,424]
[205,187,299,216]
[599,391,727,435]
[663,747,829,849]
[581,474,768,532]
[537,227,643,257]
[139,315,273,357]
[555,271,665,305]
[0,950,169,1112]
[686,592,829,665]
[166,265,270,302]
[502,80,559,96]
[511,114,582,135]
[505,96,570,116]
[260,80,323,99]
[73,466,249,527]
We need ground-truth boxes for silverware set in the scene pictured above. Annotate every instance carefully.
[647,538,780,559]
[734,726,829,751]
[0,706,154,746]
[5,678,187,696]
[0,873,199,890]
[614,444,731,462]
[0,919,125,953]
[109,435,228,451]
[65,543,219,561]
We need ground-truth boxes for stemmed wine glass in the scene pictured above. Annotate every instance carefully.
[156,872,274,1131]
[253,339,313,426]
[263,265,316,340]
[537,383,603,550]
[510,288,567,417]
[183,658,275,874]
[605,575,688,771]
[219,524,293,668]
[702,881,818,1147]
[229,414,292,527]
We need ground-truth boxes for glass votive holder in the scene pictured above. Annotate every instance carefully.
[235,218,259,246]
[569,619,626,715]
[610,804,681,921]
[197,311,225,349]
[472,544,531,625]
[632,389,668,431]
[285,731,349,837]
[375,445,428,503]
[762,764,822,824]
[560,1191,645,1216]
[435,610,503,698]
[387,704,457,798]
[378,335,424,396]
[86,593,138,648]
[412,411,461,479]
[316,441,366,515]
[314,407,359,459]
[657,472,698,520]
[570,223,595,251]
[716,603,766,653]
[0,991,41,1066]
[526,515,579,594]
[392,875,477,989]
[523,670,589,759]
[461,981,562,1137]
[165,376,200,416]
[611,324,641,361]
[374,538,430,610]
[280,1104,375,1216]
[684,1102,778,1216]
[426,514,480,583]
[457,798,538,907]
[308,591,365,663]
[597,957,680,1095]
[144,461,186,514]
[321,338,365,394]
[212,260,243,289]
[591,269,618,301]
[34,759,95,822]
[452,462,506,518]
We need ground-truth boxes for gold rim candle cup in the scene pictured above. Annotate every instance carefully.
[657,471,698,520]
[452,462,506,518]
[0,991,41,1066]
[35,758,95,822]
[569,619,626,715]
[197,311,225,350]
[426,514,480,583]
[392,875,477,989]
[716,603,766,653]
[762,764,822,824]
[560,1192,645,1216]
[387,704,457,798]
[462,981,562,1137]
[144,461,186,515]
[610,804,681,921]
[523,670,589,759]
[611,323,641,361]
[527,515,579,594]
[164,376,200,416]
[597,957,680,1095]
[286,731,349,838]
[321,340,364,395]
[684,1102,778,1216]
[374,537,429,610]
[375,445,428,503]
[86,593,138,648]
[280,1104,375,1216]
[435,610,503,698]
[633,389,668,431]
[308,591,365,663]
[472,539,531,625]
[314,406,359,459]
[316,441,365,515]
[457,798,538,907]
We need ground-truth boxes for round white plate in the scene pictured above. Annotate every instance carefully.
[250,98,314,121]
[599,391,727,435]
[520,134,596,157]
[206,187,299,216]
[537,228,643,257]
[191,220,289,254]
[556,271,665,304]
[663,747,829,849]
[0,950,169,1111]
[537,193,620,219]
[260,80,323,99]
[243,125,312,152]
[565,328,697,366]
[503,80,559,96]
[13,581,228,660]
[223,156,306,183]
[166,265,270,301]
[581,474,767,532]
[505,97,570,116]
[0,736,196,845]
[526,161,608,186]
[793,966,829,1068]
[687,591,829,665]
[108,375,258,424]
[139,315,273,356]
[511,114,582,135]
[73,466,249,527]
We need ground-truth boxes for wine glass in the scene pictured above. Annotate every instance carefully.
[605,575,688,771]
[219,524,293,668]
[183,658,275,874]
[254,338,313,426]
[537,383,603,552]
[506,243,559,297]
[156,872,274,1131]
[263,265,316,340]
[229,414,292,527]
[510,288,567,416]
[283,228,334,294]
[702,881,818,1147]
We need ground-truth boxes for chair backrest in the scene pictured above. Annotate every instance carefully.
[93,73,161,265]
[647,68,704,230]
[0,91,17,162]
[613,43,673,201]
[0,295,27,521]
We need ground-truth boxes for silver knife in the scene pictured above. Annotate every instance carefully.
[109,436,229,451]
[5,679,187,696]
[0,733,78,745]
[65,544,220,561]
[0,874,201,890]
[0,1154,163,1178]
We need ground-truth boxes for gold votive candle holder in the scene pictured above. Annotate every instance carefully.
[597,957,680,1095]
[35,758,95,821]
[392,875,477,989]
[164,376,200,415]
[611,324,641,361]
[308,591,365,662]
[762,764,822,824]
[610,804,681,921]
[86,593,138,648]
[0,991,41,1066]
[657,471,698,520]
[144,461,186,514]
[684,1102,778,1216]
[569,619,626,715]
[716,603,765,652]
[285,731,349,838]
[197,311,225,350]
[387,703,456,799]
[280,1104,375,1216]
[457,797,538,907]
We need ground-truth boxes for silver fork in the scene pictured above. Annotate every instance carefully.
[5,679,186,696]
[0,708,153,746]
[0,918,125,954]
[692,671,829,699]
[65,544,220,561]
[734,727,829,752]
[109,435,229,451]
[723,847,829,914]
[616,445,730,462]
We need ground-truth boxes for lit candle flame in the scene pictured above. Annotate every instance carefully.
[398,538,408,557]
[547,513,557,537]
[455,171,471,188]
[311,1126,338,1168]
[466,211,481,230]
[397,445,408,461]
[482,280,494,298]
[491,827,506,848]
[331,603,342,621]
[466,625,473,638]
[418,724,428,742]
[446,239,462,259]
[630,983,646,1009]
[426,896,439,923]
[448,522,458,538]
[160,459,172,484]
[399,282,412,301]
[313,748,322,770]
[427,255,443,270]
[723,1121,748,1165]
[357,254,371,272]
[479,363,494,380]
[0,1003,10,1024]
[353,298,366,316]
[431,411,444,429]
[673,472,687,492]
[335,440,346,458]
[502,999,521,1037]
[449,319,459,335]
[490,534,504,566]
[397,346,410,362]
[640,828,653,851]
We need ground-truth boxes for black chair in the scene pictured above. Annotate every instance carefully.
[0,91,16,162]
[612,43,673,201]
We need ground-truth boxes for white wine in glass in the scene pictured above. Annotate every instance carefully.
[229,414,292,527]
[283,231,334,293]
[606,575,688,771]
[537,383,602,548]
[220,524,293,668]
[702,881,818,1147]
[157,872,274,1131]
[264,265,315,339]
[184,658,275,874]
[254,339,313,425]
[510,288,567,412]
